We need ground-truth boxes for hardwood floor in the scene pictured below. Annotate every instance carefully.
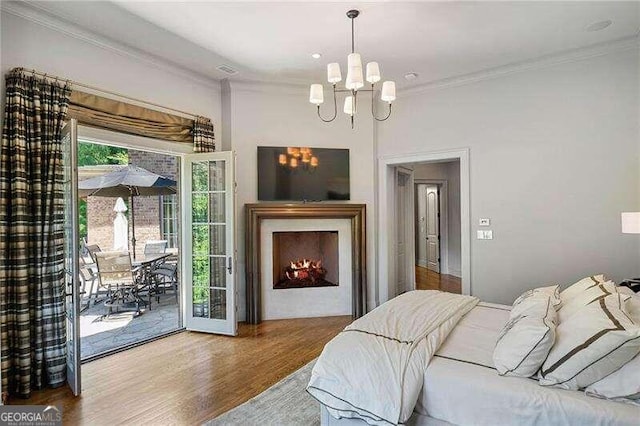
[415,266,461,294]
[10,316,352,425]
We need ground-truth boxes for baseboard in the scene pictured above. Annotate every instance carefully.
[448,269,462,278]
[416,260,428,268]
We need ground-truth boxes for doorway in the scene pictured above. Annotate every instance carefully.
[76,140,183,361]
[379,148,470,302]
[414,177,461,294]
[61,120,238,396]
[73,125,238,360]
[401,161,461,294]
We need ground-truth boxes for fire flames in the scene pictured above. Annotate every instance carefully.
[285,258,327,283]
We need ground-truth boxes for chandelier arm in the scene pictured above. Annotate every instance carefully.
[373,103,392,122]
[371,85,393,121]
[317,84,338,122]
[335,88,373,93]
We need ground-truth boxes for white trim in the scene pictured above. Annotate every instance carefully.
[400,35,640,97]
[448,269,462,279]
[378,148,470,302]
[394,167,415,295]
[77,126,195,156]
[1,1,221,91]
[228,79,308,96]
[414,179,449,276]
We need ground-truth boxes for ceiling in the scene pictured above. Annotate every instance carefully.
[16,1,640,88]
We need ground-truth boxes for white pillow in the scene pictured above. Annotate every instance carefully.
[558,280,618,323]
[494,296,557,377]
[512,285,561,314]
[539,293,640,390]
[585,291,640,404]
[560,274,607,302]
[617,286,640,320]
[585,353,640,403]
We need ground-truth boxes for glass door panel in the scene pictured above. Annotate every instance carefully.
[182,152,236,335]
[62,119,81,395]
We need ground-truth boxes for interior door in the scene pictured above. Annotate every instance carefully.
[62,119,81,395]
[395,168,414,295]
[416,184,428,268]
[426,185,441,273]
[182,151,237,335]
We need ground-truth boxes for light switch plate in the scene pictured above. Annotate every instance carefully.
[477,230,493,240]
[479,218,491,226]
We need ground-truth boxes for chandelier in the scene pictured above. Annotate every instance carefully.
[279,147,319,171]
[309,9,396,129]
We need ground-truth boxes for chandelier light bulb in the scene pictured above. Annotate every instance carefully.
[345,53,364,90]
[366,62,381,84]
[310,156,319,167]
[344,96,356,116]
[309,84,324,105]
[279,154,287,165]
[381,81,396,103]
[290,157,298,168]
[327,63,342,84]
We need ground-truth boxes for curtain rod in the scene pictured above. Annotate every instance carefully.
[16,67,201,120]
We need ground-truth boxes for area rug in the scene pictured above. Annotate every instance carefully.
[205,360,319,426]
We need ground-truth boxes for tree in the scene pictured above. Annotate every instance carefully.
[78,142,129,239]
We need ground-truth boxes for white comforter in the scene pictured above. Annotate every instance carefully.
[307,290,479,425]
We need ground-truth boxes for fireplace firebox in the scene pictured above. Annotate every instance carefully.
[272,231,339,289]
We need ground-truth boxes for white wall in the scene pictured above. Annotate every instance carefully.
[226,82,376,320]
[3,7,638,313]
[413,161,462,276]
[378,47,640,304]
[0,11,221,133]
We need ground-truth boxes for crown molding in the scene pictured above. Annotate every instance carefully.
[228,79,309,96]
[400,34,640,97]
[1,1,221,91]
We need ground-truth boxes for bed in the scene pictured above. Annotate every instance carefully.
[312,295,640,426]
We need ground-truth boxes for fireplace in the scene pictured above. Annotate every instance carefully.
[272,231,339,289]
[245,203,366,323]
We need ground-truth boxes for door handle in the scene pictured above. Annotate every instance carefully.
[227,257,233,275]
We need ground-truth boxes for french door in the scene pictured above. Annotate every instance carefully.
[62,119,81,395]
[182,152,237,335]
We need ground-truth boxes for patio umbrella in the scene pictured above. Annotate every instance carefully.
[79,165,176,257]
[113,197,129,251]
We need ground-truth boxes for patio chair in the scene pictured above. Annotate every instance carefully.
[79,254,97,311]
[86,244,102,262]
[83,244,110,306]
[144,240,168,255]
[94,251,146,315]
[150,263,179,304]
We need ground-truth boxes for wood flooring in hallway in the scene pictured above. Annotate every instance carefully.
[415,265,462,294]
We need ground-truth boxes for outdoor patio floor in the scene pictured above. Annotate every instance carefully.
[80,295,180,359]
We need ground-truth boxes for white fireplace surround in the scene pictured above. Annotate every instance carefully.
[260,218,353,320]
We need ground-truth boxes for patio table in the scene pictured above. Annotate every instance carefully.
[132,253,171,268]
[132,253,172,308]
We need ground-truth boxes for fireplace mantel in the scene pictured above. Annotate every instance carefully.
[245,203,366,324]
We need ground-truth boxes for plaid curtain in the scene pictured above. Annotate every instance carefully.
[192,116,216,152]
[0,69,71,398]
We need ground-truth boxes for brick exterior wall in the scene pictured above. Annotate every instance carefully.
[86,149,178,255]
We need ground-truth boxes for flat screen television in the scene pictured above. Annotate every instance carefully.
[257,146,350,201]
